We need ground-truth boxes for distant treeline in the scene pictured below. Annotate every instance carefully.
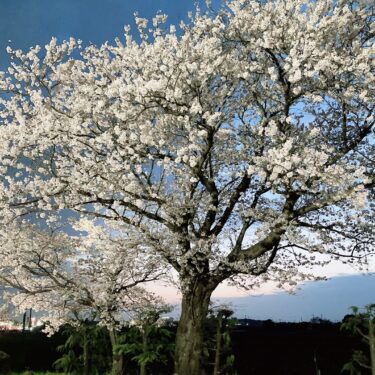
[233,320,367,374]
[0,319,368,374]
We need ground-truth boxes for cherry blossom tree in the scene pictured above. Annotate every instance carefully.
[0,220,166,375]
[0,0,374,373]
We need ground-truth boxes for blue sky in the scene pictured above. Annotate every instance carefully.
[216,274,375,322]
[0,0,219,69]
[0,0,374,320]
[162,274,375,321]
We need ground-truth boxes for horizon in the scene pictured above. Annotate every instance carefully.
[2,273,373,323]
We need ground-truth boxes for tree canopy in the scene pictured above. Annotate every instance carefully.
[0,0,374,373]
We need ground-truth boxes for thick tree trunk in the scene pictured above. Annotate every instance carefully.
[174,280,215,375]
[109,328,124,375]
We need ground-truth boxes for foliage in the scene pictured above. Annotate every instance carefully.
[204,306,237,374]
[116,326,174,368]
[341,304,375,374]
[342,305,375,334]
[342,351,370,375]
[53,322,111,375]
[115,307,175,374]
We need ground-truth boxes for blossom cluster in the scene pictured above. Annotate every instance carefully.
[0,0,373,295]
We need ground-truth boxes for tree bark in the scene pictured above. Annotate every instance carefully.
[109,328,124,375]
[82,328,89,375]
[369,319,375,375]
[174,279,215,375]
[213,313,223,375]
[140,328,148,375]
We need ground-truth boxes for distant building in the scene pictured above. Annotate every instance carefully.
[0,320,22,331]
[310,316,331,325]
[236,318,264,327]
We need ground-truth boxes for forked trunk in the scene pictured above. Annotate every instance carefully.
[109,328,124,375]
[174,280,216,375]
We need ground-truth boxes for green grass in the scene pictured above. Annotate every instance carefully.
[9,372,67,375]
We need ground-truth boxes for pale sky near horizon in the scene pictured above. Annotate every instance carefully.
[148,258,375,304]
[0,0,374,319]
